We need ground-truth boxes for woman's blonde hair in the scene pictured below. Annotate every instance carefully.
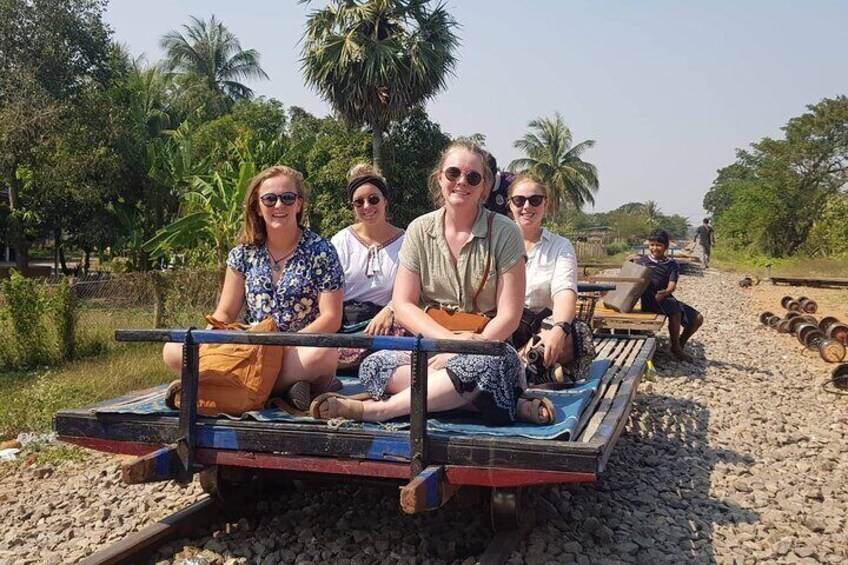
[239,165,308,246]
[427,140,494,207]
[509,172,558,218]
[347,162,383,182]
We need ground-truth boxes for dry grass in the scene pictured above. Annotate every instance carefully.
[0,343,171,440]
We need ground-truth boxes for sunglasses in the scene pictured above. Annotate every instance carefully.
[509,194,546,208]
[443,166,483,187]
[352,194,382,208]
[259,192,300,207]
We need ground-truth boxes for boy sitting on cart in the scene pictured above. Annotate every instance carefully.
[631,230,703,362]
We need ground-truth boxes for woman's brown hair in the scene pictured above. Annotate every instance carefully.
[427,140,494,207]
[239,165,308,246]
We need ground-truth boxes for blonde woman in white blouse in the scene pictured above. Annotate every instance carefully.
[509,174,595,381]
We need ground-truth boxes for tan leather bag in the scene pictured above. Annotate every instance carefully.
[167,316,285,416]
[426,212,495,334]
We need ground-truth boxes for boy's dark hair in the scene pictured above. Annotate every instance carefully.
[647,230,670,247]
[486,152,498,175]
[703,218,710,224]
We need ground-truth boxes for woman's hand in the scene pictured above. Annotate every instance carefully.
[428,353,457,371]
[655,289,670,301]
[364,306,395,336]
[541,326,567,368]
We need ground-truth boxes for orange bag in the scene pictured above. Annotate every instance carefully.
[166,316,285,416]
[426,212,494,334]
[425,307,491,333]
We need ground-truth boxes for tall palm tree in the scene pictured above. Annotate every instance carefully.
[509,113,599,218]
[160,15,269,103]
[300,0,459,167]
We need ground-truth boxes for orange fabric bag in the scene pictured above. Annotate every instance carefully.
[167,316,285,416]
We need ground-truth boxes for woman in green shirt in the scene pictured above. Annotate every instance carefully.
[311,141,554,425]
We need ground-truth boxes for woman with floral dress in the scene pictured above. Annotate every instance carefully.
[163,165,344,411]
[311,141,555,425]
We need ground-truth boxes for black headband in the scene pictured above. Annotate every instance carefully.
[346,175,389,202]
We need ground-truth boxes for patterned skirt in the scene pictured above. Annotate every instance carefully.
[358,346,525,425]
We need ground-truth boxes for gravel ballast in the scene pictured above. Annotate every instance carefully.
[1,269,846,564]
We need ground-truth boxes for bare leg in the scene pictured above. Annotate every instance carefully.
[273,346,339,397]
[162,342,183,374]
[667,313,692,362]
[680,313,704,347]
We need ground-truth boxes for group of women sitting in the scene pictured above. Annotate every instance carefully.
[163,140,593,426]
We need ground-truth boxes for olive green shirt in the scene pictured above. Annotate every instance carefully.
[399,206,525,316]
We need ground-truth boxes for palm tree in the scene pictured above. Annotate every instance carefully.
[160,15,269,103]
[509,113,599,218]
[300,0,459,167]
[642,200,662,226]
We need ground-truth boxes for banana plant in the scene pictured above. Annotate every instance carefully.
[143,158,255,270]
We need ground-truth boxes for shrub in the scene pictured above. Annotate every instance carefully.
[0,271,53,368]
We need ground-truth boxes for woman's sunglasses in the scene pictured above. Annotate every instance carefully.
[509,195,547,207]
[259,192,300,207]
[352,194,382,208]
[443,166,483,187]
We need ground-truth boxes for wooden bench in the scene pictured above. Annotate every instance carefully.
[592,303,667,335]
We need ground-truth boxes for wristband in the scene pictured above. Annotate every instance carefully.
[553,321,572,337]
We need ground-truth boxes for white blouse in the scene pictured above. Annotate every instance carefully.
[524,228,579,313]
[331,227,405,306]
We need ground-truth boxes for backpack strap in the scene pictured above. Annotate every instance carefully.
[472,212,495,314]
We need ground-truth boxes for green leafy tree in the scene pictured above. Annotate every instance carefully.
[0,0,114,273]
[161,15,269,109]
[705,96,848,256]
[509,113,599,218]
[381,107,450,227]
[300,0,459,167]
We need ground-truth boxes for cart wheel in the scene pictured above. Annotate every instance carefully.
[200,465,254,503]
[490,487,535,532]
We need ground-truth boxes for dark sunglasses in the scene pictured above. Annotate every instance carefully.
[259,192,300,207]
[443,166,483,187]
[352,194,382,208]
[509,194,546,208]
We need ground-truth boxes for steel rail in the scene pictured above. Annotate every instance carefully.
[78,496,219,565]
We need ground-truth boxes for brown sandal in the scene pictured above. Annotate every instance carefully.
[309,392,371,420]
[517,396,557,426]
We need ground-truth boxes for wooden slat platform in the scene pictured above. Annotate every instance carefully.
[592,304,667,333]
[770,276,848,289]
[54,335,656,480]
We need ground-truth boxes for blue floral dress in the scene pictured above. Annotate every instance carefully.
[226,229,345,332]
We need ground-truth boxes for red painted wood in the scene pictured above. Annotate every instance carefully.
[194,449,413,480]
[59,438,597,488]
[58,436,161,456]
[445,466,596,487]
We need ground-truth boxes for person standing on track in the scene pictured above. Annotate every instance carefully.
[693,218,715,268]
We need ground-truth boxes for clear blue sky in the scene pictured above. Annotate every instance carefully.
[104,0,848,222]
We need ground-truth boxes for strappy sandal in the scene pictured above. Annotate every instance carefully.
[285,381,312,412]
[309,392,372,420]
[517,396,557,426]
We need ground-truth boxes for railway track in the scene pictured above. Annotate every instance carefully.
[78,496,220,565]
[75,486,529,565]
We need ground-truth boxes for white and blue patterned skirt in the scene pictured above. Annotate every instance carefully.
[358,346,525,425]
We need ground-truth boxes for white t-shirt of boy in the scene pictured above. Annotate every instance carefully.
[331,227,405,306]
[524,228,579,313]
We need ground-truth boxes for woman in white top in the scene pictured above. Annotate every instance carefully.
[508,174,595,382]
[331,164,405,367]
